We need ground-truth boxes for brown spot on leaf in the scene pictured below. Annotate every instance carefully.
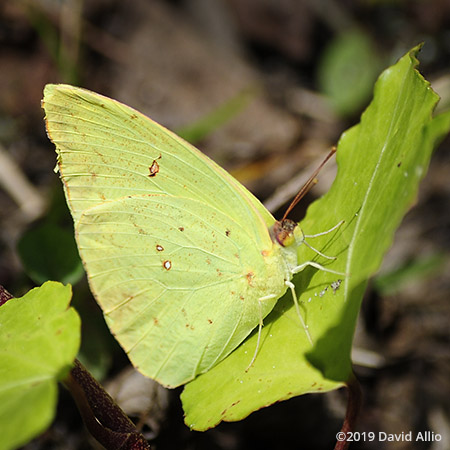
[156,244,164,252]
[207,319,213,324]
[246,272,254,285]
[163,260,172,270]
[221,400,241,416]
[225,229,231,236]
[179,227,184,232]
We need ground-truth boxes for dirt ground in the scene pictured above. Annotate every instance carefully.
[0,1,449,449]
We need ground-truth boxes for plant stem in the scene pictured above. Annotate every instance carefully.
[334,373,362,450]
[0,285,13,306]
[64,359,151,450]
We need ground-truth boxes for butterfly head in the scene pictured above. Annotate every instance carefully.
[273,149,336,252]
[271,219,304,248]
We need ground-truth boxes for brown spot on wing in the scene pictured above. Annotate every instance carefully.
[148,155,162,177]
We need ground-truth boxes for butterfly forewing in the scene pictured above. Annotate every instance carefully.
[43,84,274,245]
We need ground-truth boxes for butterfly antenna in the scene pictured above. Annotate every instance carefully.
[282,147,337,221]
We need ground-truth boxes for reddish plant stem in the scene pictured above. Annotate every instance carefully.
[334,373,362,450]
[0,285,13,306]
[64,359,151,450]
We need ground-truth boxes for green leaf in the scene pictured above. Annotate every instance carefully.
[17,223,84,285]
[182,46,449,430]
[0,282,80,450]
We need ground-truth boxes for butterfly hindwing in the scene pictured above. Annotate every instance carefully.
[77,194,286,387]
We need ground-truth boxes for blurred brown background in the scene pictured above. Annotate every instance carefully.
[0,1,449,449]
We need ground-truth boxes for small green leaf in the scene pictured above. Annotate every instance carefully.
[182,46,449,430]
[17,223,84,285]
[374,253,445,295]
[176,87,255,143]
[0,282,80,450]
[318,29,381,116]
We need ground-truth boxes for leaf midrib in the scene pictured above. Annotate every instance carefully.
[344,68,408,302]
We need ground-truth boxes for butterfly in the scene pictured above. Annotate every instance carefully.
[43,84,342,388]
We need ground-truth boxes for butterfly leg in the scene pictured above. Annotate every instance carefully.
[285,280,313,345]
[302,240,336,260]
[301,220,345,260]
[303,220,345,239]
[291,261,345,276]
[245,293,277,371]
[286,260,346,345]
